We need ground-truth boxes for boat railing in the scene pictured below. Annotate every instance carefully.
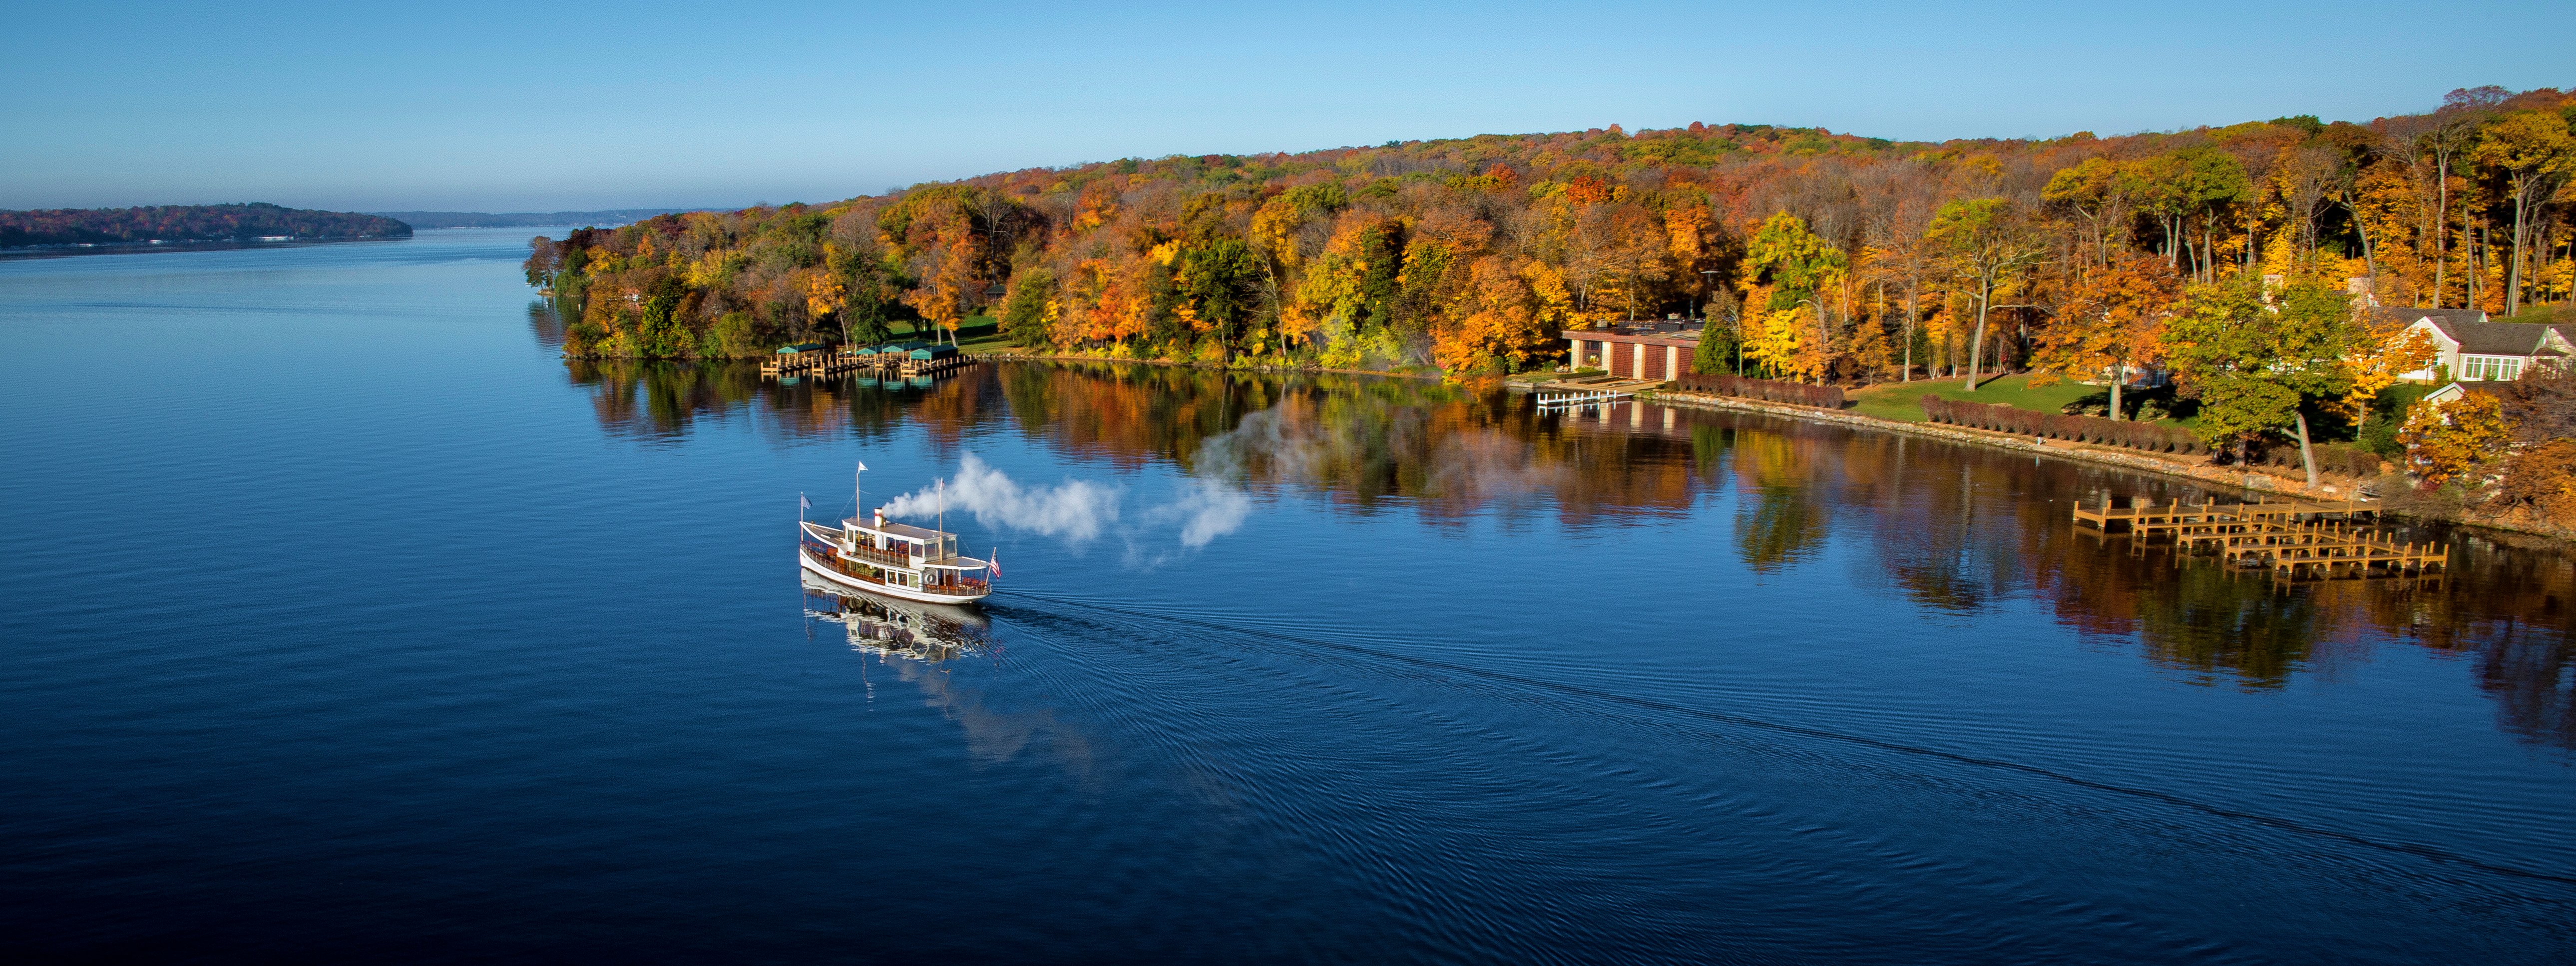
[805,544,891,585]
[807,540,989,598]
[841,542,912,567]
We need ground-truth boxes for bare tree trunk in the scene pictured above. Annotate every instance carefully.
[2433,156,2450,308]
[2109,359,2125,422]
[2468,219,2482,309]
[2508,187,2533,317]
[1966,271,1992,392]
[2293,410,2319,487]
[1904,275,1921,382]
[2244,213,2254,274]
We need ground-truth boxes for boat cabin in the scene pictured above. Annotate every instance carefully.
[845,510,960,561]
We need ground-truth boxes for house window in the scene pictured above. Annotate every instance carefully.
[2465,357,2523,381]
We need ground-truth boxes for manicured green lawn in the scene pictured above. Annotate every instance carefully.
[887,315,1012,352]
[1845,374,2104,423]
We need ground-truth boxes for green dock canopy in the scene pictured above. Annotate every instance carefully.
[777,343,827,354]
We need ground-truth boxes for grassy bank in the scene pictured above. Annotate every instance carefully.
[1845,374,2105,423]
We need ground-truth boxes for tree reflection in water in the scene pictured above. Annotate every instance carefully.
[568,358,2575,751]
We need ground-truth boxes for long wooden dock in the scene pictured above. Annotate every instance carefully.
[762,347,978,380]
[2072,494,2377,532]
[1535,389,1634,410]
[2074,494,2445,580]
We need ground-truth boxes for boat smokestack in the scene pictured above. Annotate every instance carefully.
[873,507,884,528]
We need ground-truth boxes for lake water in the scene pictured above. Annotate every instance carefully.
[3,228,2571,963]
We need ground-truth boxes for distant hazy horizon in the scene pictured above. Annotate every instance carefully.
[6,0,2569,213]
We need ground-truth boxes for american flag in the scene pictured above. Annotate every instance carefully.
[988,548,1000,578]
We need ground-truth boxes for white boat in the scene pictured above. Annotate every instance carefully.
[798,464,993,604]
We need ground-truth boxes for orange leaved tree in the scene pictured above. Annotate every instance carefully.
[2029,252,2180,420]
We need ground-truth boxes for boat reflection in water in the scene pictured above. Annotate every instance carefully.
[800,572,994,661]
[799,573,1090,768]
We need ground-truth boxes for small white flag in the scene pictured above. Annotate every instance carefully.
[855,460,868,473]
[799,493,811,511]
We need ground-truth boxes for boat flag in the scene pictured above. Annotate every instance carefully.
[799,492,810,511]
[855,460,868,473]
[988,548,999,578]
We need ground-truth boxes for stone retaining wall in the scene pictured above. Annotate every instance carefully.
[1644,390,2309,496]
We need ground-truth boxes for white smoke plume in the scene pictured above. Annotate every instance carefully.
[1149,479,1253,548]
[879,454,1120,543]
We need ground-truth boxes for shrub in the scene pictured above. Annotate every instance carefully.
[2491,439,2576,523]
[1922,393,2223,457]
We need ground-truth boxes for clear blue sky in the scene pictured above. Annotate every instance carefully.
[4,0,2568,213]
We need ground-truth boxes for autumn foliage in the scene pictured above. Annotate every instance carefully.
[2399,393,2516,486]
[525,87,2576,409]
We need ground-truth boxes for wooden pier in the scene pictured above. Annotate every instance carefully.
[2074,494,2446,580]
[757,345,850,381]
[761,345,979,380]
[2073,495,2375,532]
[890,352,975,378]
[1535,388,1634,410]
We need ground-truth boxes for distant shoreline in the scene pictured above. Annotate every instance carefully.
[0,234,407,260]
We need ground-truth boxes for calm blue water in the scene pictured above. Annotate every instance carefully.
[3,229,2571,963]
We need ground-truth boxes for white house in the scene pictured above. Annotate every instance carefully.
[2379,308,2574,383]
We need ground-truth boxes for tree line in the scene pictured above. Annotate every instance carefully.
[525,86,2576,468]
[0,203,412,247]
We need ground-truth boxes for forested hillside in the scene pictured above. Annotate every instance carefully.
[1,203,411,247]
[526,86,2576,385]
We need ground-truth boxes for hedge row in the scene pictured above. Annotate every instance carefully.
[1670,373,1845,409]
[1920,396,2207,455]
[2250,441,2385,478]
[1916,396,2390,477]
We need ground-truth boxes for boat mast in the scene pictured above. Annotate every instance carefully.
[852,459,869,529]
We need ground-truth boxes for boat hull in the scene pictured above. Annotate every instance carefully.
[799,545,991,605]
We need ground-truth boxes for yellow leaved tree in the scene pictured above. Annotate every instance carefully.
[2398,393,2516,487]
